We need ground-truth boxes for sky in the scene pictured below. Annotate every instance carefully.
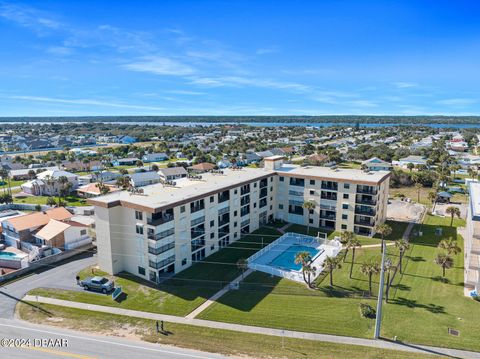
[1,0,480,117]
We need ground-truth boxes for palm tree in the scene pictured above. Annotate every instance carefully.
[237,258,249,279]
[340,231,355,262]
[360,260,380,296]
[445,206,461,226]
[427,191,437,212]
[375,223,392,253]
[349,237,362,279]
[302,200,316,235]
[384,257,394,303]
[438,238,461,256]
[435,253,454,277]
[324,256,342,286]
[395,239,410,274]
[414,182,422,203]
[294,251,316,288]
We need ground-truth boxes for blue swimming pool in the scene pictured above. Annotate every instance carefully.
[269,245,323,271]
[0,251,20,260]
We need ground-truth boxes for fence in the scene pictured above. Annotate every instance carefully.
[64,237,92,250]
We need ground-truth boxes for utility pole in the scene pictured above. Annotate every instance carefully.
[374,241,386,339]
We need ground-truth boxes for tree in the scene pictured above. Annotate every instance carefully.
[395,239,410,274]
[407,162,415,173]
[237,258,248,279]
[445,206,461,226]
[151,164,159,172]
[340,231,355,262]
[27,169,37,179]
[349,237,362,279]
[427,191,437,212]
[324,256,342,286]
[438,237,461,256]
[384,257,394,303]
[294,251,316,288]
[360,260,380,296]
[375,223,392,253]
[435,253,454,278]
[119,168,128,175]
[302,200,315,235]
[414,182,422,203]
[46,197,57,207]
[136,160,143,167]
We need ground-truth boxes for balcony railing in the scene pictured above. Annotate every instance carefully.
[191,216,205,227]
[321,183,338,191]
[149,255,175,269]
[355,206,376,216]
[356,197,377,206]
[357,187,378,195]
[148,228,175,241]
[218,206,230,215]
[320,213,336,220]
[321,192,337,201]
[148,242,175,255]
[218,218,229,226]
[147,214,174,226]
[354,218,374,227]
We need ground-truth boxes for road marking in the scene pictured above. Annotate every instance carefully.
[0,322,221,359]
[20,345,97,359]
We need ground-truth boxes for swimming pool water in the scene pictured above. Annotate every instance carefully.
[0,252,19,260]
[269,245,322,271]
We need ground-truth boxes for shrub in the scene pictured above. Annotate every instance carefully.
[360,303,376,318]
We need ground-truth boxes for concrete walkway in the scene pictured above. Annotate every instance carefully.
[23,295,480,358]
[185,269,253,319]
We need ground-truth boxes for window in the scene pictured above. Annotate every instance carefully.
[279,204,284,209]
[343,193,349,199]
[182,258,187,266]
[310,179,315,185]
[344,183,350,189]
[138,266,146,275]
[342,214,348,220]
[234,189,238,194]
[211,244,215,250]
[234,232,238,238]
[210,196,214,203]
[279,176,284,182]
[270,205,273,210]
[341,224,347,230]
[234,222,238,227]
[342,203,349,210]
[210,220,214,227]
[210,232,215,239]
[270,177,273,182]
[180,206,185,213]
[309,218,313,224]
[309,209,314,214]
[254,203,257,208]
[135,211,143,221]
[254,183,257,188]
[310,190,315,195]
[234,210,238,216]
[80,229,87,236]
[135,225,143,235]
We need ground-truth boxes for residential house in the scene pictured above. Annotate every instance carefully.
[395,156,428,169]
[362,157,393,171]
[77,183,121,198]
[142,153,169,163]
[188,162,216,173]
[112,158,139,167]
[158,167,188,182]
[21,169,78,196]
[34,219,90,251]
[129,171,161,187]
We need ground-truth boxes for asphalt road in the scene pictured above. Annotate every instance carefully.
[0,251,97,319]
[0,318,227,359]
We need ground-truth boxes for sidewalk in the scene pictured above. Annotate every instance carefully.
[23,295,480,359]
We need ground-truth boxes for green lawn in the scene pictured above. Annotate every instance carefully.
[200,214,480,352]
[17,302,434,359]
[14,194,88,206]
[0,179,25,188]
[390,185,468,207]
[30,227,282,317]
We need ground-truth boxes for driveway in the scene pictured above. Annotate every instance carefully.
[0,251,96,319]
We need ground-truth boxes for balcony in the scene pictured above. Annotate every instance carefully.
[218,191,230,203]
[355,206,376,216]
[218,206,230,216]
[320,212,336,220]
[321,191,337,201]
[218,213,230,226]
[357,186,378,195]
[260,178,268,188]
[259,198,267,208]
[356,195,377,206]
[260,187,268,198]
[191,216,205,227]
[147,210,174,226]
[321,182,338,191]
[241,185,251,196]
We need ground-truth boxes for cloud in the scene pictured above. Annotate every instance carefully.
[8,95,165,111]
[46,46,73,56]
[166,90,206,96]
[256,47,278,55]
[392,81,418,89]
[122,56,195,76]
[348,100,378,108]
[0,2,61,33]
[189,75,311,92]
[436,98,477,106]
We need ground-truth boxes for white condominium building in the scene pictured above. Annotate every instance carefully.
[466,182,480,293]
[89,156,390,282]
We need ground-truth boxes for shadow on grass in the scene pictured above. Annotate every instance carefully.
[431,276,450,284]
[392,297,446,314]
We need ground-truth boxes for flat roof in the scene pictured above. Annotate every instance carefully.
[469,182,480,221]
[88,165,390,212]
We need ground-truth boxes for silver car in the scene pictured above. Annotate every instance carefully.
[79,276,115,294]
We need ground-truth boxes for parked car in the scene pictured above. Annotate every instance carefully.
[79,276,115,294]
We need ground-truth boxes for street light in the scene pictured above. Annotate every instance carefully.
[374,241,386,339]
